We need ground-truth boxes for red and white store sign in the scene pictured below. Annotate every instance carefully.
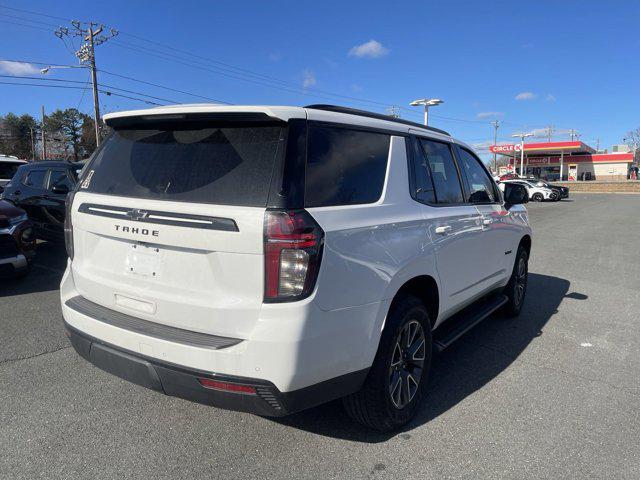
[489,144,522,153]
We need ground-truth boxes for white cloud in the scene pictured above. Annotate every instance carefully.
[268,52,282,62]
[471,141,494,151]
[348,39,389,58]
[0,60,41,76]
[546,94,556,102]
[515,91,536,101]
[477,111,504,119]
[302,70,316,88]
[350,84,363,92]
[323,58,339,69]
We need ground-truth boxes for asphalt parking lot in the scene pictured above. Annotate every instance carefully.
[1,193,639,479]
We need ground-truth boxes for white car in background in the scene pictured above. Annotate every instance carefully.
[499,179,557,202]
[0,156,27,190]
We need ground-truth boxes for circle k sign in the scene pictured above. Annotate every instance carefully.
[489,144,522,153]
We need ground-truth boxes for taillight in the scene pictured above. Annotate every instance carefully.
[64,191,75,260]
[264,209,324,302]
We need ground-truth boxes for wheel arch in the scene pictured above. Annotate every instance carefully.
[519,234,532,256]
[387,275,439,328]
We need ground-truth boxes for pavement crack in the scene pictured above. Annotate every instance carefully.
[0,345,71,366]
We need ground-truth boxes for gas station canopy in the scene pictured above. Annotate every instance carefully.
[489,141,633,181]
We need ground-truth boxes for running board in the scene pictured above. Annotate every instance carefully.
[433,293,508,353]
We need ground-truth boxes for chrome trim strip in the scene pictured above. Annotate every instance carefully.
[78,203,239,232]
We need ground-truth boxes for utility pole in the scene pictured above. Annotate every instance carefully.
[491,120,500,173]
[87,25,102,146]
[386,106,401,118]
[54,21,118,148]
[570,129,576,141]
[30,127,36,160]
[547,125,554,142]
[41,105,47,160]
[596,138,600,152]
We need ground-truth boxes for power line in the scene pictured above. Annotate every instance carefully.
[0,12,59,28]
[76,72,91,109]
[0,59,230,105]
[0,74,179,104]
[108,41,388,109]
[98,69,231,104]
[0,4,73,22]
[0,81,163,105]
[0,18,51,32]
[0,8,542,128]
[0,6,593,136]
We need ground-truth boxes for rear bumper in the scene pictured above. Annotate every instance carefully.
[64,320,367,416]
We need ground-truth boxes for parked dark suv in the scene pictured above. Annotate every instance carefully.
[1,161,80,241]
[0,200,36,277]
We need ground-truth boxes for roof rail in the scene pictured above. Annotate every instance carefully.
[304,104,450,136]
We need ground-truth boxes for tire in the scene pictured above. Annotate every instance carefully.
[343,294,432,431]
[532,193,544,202]
[501,246,528,317]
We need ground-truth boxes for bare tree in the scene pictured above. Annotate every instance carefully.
[624,127,640,162]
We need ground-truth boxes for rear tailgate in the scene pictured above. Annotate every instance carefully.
[71,192,265,338]
[69,118,287,339]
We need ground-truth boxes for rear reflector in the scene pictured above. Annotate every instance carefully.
[197,378,257,395]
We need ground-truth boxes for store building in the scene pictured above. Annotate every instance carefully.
[490,141,635,181]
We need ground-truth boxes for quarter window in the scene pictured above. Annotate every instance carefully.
[410,138,436,204]
[418,139,464,204]
[48,170,75,191]
[458,148,496,203]
[305,126,390,207]
[23,169,47,188]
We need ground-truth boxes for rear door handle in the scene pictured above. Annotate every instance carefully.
[435,225,452,235]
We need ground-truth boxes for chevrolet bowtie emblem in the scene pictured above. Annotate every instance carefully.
[126,209,149,221]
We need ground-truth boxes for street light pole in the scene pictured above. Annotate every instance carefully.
[409,98,444,126]
[491,120,500,173]
[512,132,534,177]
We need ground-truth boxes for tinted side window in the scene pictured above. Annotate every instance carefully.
[48,170,75,191]
[305,126,390,207]
[23,169,47,188]
[418,139,463,204]
[410,138,436,204]
[458,148,496,203]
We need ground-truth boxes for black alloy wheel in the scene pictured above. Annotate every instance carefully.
[388,320,426,409]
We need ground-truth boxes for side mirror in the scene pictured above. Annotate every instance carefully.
[503,183,528,209]
[52,184,70,195]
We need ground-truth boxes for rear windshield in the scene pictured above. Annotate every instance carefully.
[0,162,22,180]
[82,125,282,206]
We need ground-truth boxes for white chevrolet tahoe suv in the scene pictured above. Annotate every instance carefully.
[61,104,531,431]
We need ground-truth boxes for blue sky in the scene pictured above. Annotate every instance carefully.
[1,0,639,158]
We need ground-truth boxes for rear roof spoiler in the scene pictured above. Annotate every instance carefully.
[105,111,286,129]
